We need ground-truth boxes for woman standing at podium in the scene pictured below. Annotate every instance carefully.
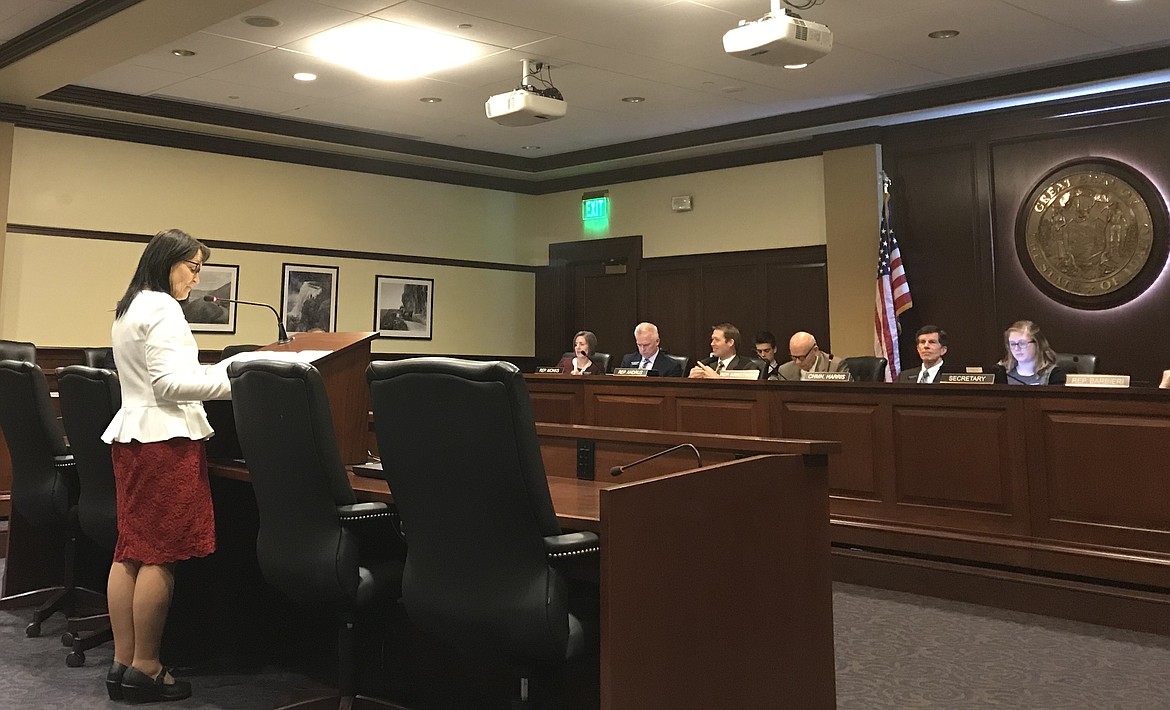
[100,229,232,703]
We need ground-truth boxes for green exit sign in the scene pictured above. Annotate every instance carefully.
[582,194,609,221]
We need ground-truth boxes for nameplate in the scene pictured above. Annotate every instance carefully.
[801,371,852,382]
[612,367,649,377]
[965,367,985,374]
[535,366,562,373]
[1065,374,1130,388]
[721,369,761,380]
[937,373,995,384]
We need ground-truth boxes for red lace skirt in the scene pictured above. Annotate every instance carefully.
[110,438,216,565]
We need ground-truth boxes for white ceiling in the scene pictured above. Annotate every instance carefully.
[3,0,1170,179]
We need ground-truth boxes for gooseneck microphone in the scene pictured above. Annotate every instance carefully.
[610,443,703,477]
[204,295,291,344]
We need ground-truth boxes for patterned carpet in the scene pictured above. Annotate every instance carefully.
[1,573,1168,708]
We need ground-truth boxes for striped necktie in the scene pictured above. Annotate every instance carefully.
[640,357,651,369]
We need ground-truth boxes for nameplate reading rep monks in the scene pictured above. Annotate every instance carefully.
[1018,159,1167,309]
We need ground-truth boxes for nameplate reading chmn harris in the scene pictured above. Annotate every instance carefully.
[535,366,562,373]
[1065,374,1131,388]
[937,373,996,384]
[611,367,649,377]
[801,371,852,382]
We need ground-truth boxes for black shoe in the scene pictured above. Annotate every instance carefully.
[120,666,192,704]
[106,662,128,700]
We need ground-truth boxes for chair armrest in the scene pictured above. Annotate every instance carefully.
[337,502,391,520]
[544,531,600,559]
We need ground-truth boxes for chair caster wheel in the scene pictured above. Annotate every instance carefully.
[26,622,41,637]
[61,631,78,647]
[66,651,86,667]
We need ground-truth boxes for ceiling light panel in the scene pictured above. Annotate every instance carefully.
[289,17,493,80]
[372,1,549,50]
[201,47,376,99]
[203,0,363,46]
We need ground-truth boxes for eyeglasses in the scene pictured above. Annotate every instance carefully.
[1008,340,1035,350]
[790,348,814,361]
[182,259,202,274]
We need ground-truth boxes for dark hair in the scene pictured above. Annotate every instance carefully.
[115,229,210,319]
[573,330,598,355]
[713,323,741,351]
[754,331,777,347]
[998,319,1057,371]
[915,325,948,347]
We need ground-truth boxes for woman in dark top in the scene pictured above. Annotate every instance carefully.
[997,320,1067,385]
[557,330,601,375]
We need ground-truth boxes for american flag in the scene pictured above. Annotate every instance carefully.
[874,200,913,381]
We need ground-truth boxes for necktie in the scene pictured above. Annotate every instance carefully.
[640,357,651,369]
[919,369,929,383]
[715,361,724,374]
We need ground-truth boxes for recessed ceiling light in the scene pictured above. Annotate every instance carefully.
[244,16,281,28]
[171,49,195,57]
[227,95,240,100]
[419,97,443,103]
[457,23,473,29]
[308,19,481,81]
[783,63,808,70]
[521,145,541,150]
[293,72,317,82]
[928,30,960,39]
[621,96,646,103]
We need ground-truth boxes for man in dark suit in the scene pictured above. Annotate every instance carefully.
[755,331,782,380]
[897,325,948,383]
[689,323,762,379]
[619,322,684,377]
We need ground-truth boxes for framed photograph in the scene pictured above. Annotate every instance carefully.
[182,263,239,333]
[374,275,434,339]
[281,264,338,333]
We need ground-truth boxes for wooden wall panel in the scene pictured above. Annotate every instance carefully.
[779,400,881,502]
[766,262,832,354]
[1030,400,1170,552]
[639,268,698,358]
[700,263,764,356]
[592,393,671,430]
[675,393,765,436]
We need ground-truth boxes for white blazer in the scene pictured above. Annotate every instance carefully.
[101,290,231,444]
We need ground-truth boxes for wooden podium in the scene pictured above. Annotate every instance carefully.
[207,331,377,466]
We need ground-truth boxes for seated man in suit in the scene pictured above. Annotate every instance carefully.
[897,325,948,383]
[689,323,762,379]
[754,331,782,380]
[777,331,847,381]
[619,322,684,377]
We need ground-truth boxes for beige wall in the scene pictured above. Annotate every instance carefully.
[2,128,877,355]
[3,129,533,355]
[0,122,12,335]
[515,157,827,264]
[823,145,883,359]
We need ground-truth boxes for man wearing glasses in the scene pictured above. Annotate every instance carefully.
[897,325,948,383]
[777,331,847,381]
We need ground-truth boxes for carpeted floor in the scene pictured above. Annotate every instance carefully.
[1,573,1168,708]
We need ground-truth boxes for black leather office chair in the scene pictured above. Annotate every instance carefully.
[1055,352,1098,374]
[367,358,599,707]
[0,360,105,638]
[55,365,120,667]
[560,351,611,374]
[662,353,688,375]
[227,360,404,710]
[80,347,116,370]
[842,356,888,382]
[0,339,36,364]
[220,343,261,360]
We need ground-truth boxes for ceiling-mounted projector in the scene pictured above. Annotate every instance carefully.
[723,1,832,66]
[486,59,566,127]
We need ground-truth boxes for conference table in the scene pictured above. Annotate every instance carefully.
[524,373,1170,635]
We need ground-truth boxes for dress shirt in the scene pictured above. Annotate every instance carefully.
[919,360,944,383]
[102,290,232,444]
[640,352,657,369]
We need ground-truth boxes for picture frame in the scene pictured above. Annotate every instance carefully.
[374,275,434,339]
[181,263,239,333]
[281,263,338,333]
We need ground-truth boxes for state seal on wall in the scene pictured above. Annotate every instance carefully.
[1016,159,1168,309]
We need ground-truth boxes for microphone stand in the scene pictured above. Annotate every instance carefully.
[610,443,702,477]
[205,295,291,344]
